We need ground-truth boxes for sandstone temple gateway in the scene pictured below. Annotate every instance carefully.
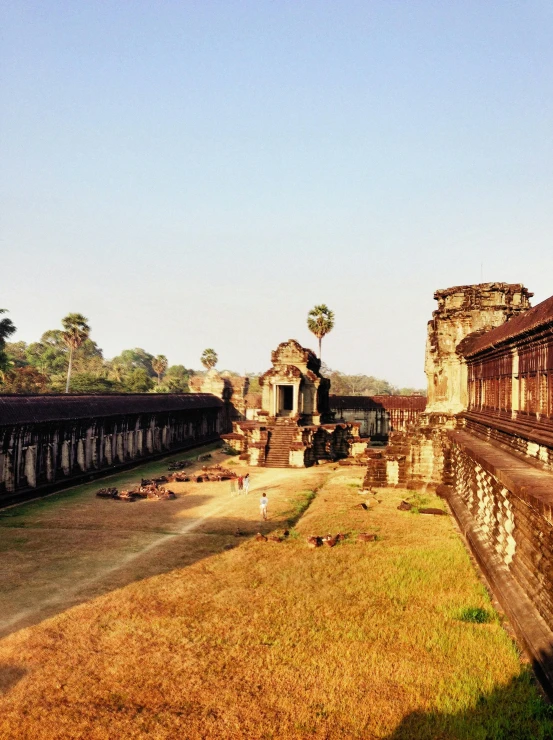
[220,339,366,467]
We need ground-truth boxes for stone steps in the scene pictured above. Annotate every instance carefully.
[265,424,298,468]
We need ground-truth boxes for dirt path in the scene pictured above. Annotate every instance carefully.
[0,454,329,637]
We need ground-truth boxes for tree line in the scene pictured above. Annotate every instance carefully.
[0,310,194,394]
[0,307,424,396]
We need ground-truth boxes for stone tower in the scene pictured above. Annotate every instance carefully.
[425,283,533,416]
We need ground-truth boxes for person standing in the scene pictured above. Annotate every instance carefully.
[238,475,243,493]
[259,493,268,520]
[243,474,250,495]
[230,477,237,495]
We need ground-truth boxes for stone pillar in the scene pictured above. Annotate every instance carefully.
[104,436,112,465]
[116,433,124,462]
[77,439,86,471]
[24,445,37,488]
[3,450,15,492]
[511,349,520,417]
[82,429,91,469]
[293,382,299,415]
[61,440,71,475]
[45,444,54,482]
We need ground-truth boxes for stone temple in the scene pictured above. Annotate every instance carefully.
[3,279,553,694]
[221,339,366,466]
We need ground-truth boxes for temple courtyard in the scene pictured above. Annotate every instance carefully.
[0,446,551,739]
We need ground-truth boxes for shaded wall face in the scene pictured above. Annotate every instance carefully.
[0,407,221,502]
[425,284,532,415]
[330,397,426,439]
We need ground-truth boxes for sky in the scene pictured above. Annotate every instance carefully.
[1,1,552,388]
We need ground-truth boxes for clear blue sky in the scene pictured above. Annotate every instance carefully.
[1,1,552,387]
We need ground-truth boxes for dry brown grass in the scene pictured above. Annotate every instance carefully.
[0,454,550,739]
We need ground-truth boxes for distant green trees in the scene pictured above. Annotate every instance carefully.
[0,308,194,394]
[0,306,423,397]
[156,365,190,393]
[326,369,424,396]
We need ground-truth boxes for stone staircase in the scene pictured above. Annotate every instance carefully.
[264,420,298,468]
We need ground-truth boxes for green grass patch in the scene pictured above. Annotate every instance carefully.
[406,491,431,513]
[284,489,317,526]
[455,606,496,624]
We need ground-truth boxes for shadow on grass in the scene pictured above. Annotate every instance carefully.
[0,485,317,640]
[385,667,553,740]
[0,664,26,695]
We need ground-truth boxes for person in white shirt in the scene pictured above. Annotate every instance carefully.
[243,474,250,494]
[259,493,268,520]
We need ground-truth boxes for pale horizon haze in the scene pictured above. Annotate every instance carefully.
[1,1,552,387]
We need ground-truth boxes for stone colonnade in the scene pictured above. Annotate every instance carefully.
[0,395,223,504]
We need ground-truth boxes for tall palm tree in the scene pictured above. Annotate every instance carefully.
[62,313,90,393]
[0,309,16,348]
[200,348,218,371]
[0,309,16,383]
[307,304,335,361]
[152,354,168,385]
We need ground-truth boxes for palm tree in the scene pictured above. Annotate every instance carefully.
[200,348,218,371]
[0,309,16,383]
[0,309,16,348]
[152,354,168,385]
[307,304,335,361]
[61,313,90,393]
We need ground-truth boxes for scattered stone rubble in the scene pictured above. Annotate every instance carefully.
[397,500,447,515]
[96,464,236,502]
[96,481,176,502]
[95,487,119,498]
[307,533,349,548]
[167,460,192,471]
[357,533,377,542]
[167,464,237,483]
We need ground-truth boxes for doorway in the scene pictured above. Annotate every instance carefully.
[276,385,294,416]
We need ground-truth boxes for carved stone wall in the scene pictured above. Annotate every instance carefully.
[445,429,553,687]
[330,395,426,439]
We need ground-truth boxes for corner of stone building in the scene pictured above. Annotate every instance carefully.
[364,282,532,490]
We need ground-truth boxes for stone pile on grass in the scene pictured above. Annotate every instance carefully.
[167,460,192,471]
[397,500,447,515]
[95,482,176,502]
[140,482,176,500]
[95,487,119,499]
[168,464,237,483]
[357,532,377,542]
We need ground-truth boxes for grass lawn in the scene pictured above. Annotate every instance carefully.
[0,453,551,739]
